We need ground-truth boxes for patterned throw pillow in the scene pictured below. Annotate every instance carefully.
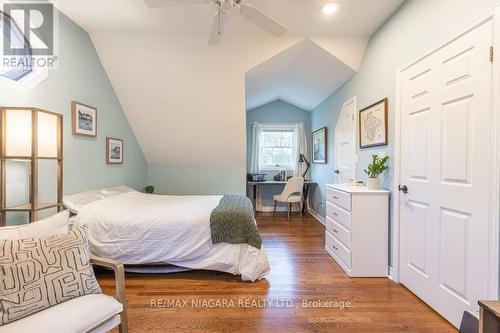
[0,225,102,325]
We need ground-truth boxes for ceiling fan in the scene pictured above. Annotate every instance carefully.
[145,0,288,44]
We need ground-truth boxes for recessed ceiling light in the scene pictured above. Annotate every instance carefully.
[321,2,339,16]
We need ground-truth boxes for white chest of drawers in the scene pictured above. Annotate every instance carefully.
[325,184,390,277]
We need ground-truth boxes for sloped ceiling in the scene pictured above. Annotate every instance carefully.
[246,39,356,111]
[54,0,403,165]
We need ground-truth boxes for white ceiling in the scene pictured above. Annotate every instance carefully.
[245,39,356,111]
[55,0,403,36]
[54,0,403,165]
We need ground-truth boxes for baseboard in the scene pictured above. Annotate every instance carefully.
[308,209,326,226]
[388,267,399,282]
[258,206,289,213]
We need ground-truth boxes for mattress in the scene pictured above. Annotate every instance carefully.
[72,192,270,281]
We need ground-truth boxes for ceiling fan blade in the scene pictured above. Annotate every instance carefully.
[208,8,229,45]
[145,0,208,8]
[239,4,287,37]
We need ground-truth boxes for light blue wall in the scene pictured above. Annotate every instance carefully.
[0,11,147,223]
[246,99,311,171]
[246,99,311,210]
[147,164,245,195]
[309,0,500,264]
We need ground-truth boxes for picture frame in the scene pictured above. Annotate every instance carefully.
[72,101,97,137]
[106,137,123,164]
[312,127,327,164]
[359,98,388,149]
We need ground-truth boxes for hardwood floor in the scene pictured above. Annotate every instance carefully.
[97,213,456,332]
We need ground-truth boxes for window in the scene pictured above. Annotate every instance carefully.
[0,11,32,81]
[259,125,296,170]
[0,10,47,89]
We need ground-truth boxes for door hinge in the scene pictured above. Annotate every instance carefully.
[490,46,494,62]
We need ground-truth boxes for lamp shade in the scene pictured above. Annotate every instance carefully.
[5,109,32,156]
[37,112,58,158]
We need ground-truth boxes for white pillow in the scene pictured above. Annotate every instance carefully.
[63,190,106,214]
[101,185,135,197]
[0,210,69,240]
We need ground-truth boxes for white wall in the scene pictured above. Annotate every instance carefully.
[90,33,365,195]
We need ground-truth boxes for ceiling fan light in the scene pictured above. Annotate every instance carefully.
[321,2,339,16]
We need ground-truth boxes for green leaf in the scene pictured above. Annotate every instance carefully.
[365,154,389,177]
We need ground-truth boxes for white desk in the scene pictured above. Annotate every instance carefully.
[247,180,316,214]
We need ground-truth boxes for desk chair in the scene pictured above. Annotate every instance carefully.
[273,177,304,219]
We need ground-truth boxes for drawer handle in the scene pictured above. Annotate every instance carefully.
[333,196,338,199]
[333,212,338,216]
[332,245,338,250]
[333,228,338,233]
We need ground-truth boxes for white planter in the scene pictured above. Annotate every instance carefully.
[367,177,380,189]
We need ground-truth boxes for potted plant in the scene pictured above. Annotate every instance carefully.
[364,154,389,189]
[144,185,155,194]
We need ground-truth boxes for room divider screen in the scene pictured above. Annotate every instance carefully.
[0,107,63,226]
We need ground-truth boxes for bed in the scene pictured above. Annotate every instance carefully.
[64,187,270,282]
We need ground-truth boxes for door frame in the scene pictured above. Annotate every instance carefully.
[334,96,357,183]
[393,4,500,299]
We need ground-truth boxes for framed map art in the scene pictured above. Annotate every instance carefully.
[359,98,388,149]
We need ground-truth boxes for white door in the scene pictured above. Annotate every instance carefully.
[334,97,357,183]
[399,19,493,327]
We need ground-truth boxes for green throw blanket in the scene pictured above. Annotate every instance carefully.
[210,195,262,249]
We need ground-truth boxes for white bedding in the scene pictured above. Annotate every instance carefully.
[73,191,270,281]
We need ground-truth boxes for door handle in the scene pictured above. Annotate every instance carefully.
[398,185,408,194]
[334,169,340,174]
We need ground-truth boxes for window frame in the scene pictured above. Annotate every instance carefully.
[0,10,48,89]
[258,124,296,171]
[0,10,33,81]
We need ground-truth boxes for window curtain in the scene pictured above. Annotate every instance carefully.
[250,122,263,173]
[294,122,308,178]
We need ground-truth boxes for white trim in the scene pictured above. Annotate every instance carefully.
[308,209,326,226]
[0,67,48,90]
[488,6,500,299]
[334,96,357,184]
[260,123,297,131]
[392,69,401,283]
[258,124,297,171]
[259,166,295,172]
[394,4,500,299]
[388,266,398,282]
[259,206,291,213]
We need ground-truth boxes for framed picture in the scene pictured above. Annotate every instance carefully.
[359,98,388,149]
[106,137,123,164]
[72,101,97,137]
[312,127,327,164]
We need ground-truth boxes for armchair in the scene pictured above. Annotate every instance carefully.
[90,255,128,333]
[0,255,128,333]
